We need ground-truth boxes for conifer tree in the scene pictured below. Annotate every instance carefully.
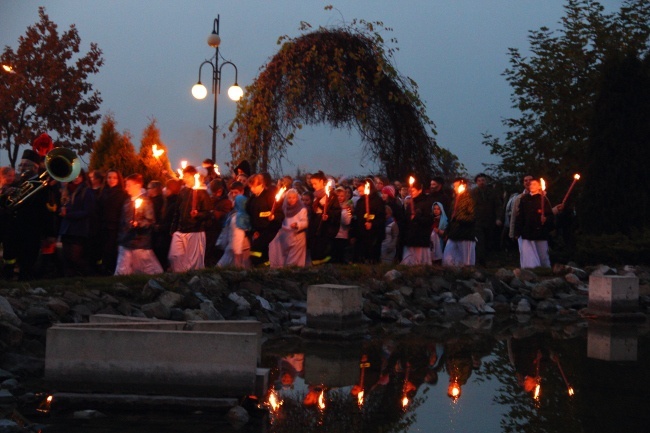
[89,114,139,178]
[138,118,174,185]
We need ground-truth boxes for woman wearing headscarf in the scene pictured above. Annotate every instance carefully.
[430,201,449,264]
[269,189,309,267]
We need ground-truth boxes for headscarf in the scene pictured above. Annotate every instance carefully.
[433,201,449,231]
[282,189,304,218]
[234,194,251,230]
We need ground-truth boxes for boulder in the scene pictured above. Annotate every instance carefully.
[141,301,170,319]
[383,269,402,282]
[158,291,184,308]
[0,296,21,327]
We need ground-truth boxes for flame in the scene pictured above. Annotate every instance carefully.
[357,390,364,407]
[37,394,53,413]
[568,386,574,396]
[574,173,580,180]
[152,144,164,158]
[2,64,14,73]
[268,390,282,411]
[364,182,370,196]
[408,176,415,186]
[318,390,326,410]
[540,178,546,191]
[214,163,220,176]
[134,198,143,209]
[275,186,287,202]
[192,173,202,189]
[450,383,461,399]
[325,179,334,197]
[534,383,541,400]
[177,168,183,178]
[401,395,409,407]
[181,160,188,169]
[457,183,466,195]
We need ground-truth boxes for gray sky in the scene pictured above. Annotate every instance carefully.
[0,0,622,178]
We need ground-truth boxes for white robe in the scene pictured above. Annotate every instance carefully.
[519,239,550,268]
[114,247,163,275]
[269,208,308,268]
[442,239,476,267]
[168,231,206,272]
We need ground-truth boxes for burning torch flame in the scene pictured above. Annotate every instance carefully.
[568,386,575,396]
[574,174,580,180]
[214,163,220,176]
[364,182,370,196]
[134,198,143,209]
[401,395,409,408]
[152,144,164,158]
[37,395,53,413]
[325,179,333,197]
[449,382,461,400]
[193,173,201,189]
[534,383,541,401]
[275,186,287,202]
[457,183,466,195]
[318,390,326,410]
[268,390,282,411]
[408,176,415,187]
[540,178,546,192]
[357,390,364,407]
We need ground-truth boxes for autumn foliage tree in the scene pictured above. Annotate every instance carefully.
[0,7,103,167]
[230,16,443,180]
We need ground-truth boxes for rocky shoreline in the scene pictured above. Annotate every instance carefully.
[1,263,649,431]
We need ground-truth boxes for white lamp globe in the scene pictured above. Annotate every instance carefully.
[207,33,221,48]
[228,84,243,101]
[192,83,208,100]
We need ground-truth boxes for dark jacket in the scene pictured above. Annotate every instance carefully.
[402,193,434,247]
[172,187,212,233]
[59,183,95,239]
[447,192,476,241]
[117,195,155,249]
[514,193,554,240]
[246,188,284,235]
[98,185,129,232]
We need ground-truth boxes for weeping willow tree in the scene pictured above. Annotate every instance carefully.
[229,17,442,180]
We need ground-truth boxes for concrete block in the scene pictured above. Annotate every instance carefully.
[45,327,258,397]
[588,275,639,314]
[587,322,638,361]
[90,314,161,323]
[306,284,362,330]
[59,321,186,331]
[186,320,263,362]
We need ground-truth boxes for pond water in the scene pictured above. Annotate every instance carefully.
[28,318,649,433]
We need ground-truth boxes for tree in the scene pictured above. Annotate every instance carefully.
[0,7,103,167]
[89,114,140,178]
[482,0,650,203]
[230,14,446,180]
[579,51,650,235]
[137,118,174,185]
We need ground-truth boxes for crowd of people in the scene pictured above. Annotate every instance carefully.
[0,136,567,280]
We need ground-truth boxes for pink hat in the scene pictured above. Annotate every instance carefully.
[381,185,395,198]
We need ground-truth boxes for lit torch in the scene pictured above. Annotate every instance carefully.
[323,179,334,217]
[268,389,282,412]
[540,178,546,221]
[452,182,466,219]
[192,173,201,212]
[561,173,580,206]
[152,144,164,159]
[37,394,53,413]
[448,381,462,402]
[214,163,221,176]
[318,390,326,410]
[133,197,143,222]
[271,186,287,215]
[364,181,371,219]
[408,176,416,217]
[177,160,188,178]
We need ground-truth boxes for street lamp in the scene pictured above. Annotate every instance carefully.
[192,15,243,162]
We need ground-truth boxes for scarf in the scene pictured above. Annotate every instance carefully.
[283,195,304,219]
[234,195,251,230]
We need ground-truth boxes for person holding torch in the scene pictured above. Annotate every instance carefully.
[442,178,476,267]
[114,174,163,275]
[400,178,434,265]
[513,178,553,268]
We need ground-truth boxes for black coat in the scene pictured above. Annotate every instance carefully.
[402,193,434,247]
[514,193,554,240]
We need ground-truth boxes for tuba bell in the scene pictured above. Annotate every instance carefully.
[4,147,81,208]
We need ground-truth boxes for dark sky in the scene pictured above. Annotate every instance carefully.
[0,0,622,178]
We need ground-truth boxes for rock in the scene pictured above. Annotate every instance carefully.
[564,273,581,286]
[1,378,20,392]
[494,268,515,283]
[142,279,166,300]
[381,306,399,321]
[184,309,208,321]
[492,301,511,315]
[385,290,407,308]
[158,291,184,309]
[227,405,250,428]
[0,353,44,375]
[46,298,70,316]
[397,316,414,327]
[0,388,14,404]
[22,306,56,325]
[0,369,14,381]
[238,281,263,296]
[398,286,414,298]
[255,295,273,311]
[228,292,251,313]
[0,419,20,432]
[536,300,558,313]
[28,287,48,296]
[459,293,486,314]
[510,277,526,290]
[568,266,588,280]
[430,276,452,292]
[530,284,553,300]
[141,301,170,319]
[71,304,93,318]
[0,296,21,327]
[513,268,537,282]
[384,269,402,282]
[200,301,225,320]
[516,299,532,313]
[591,265,617,276]
[0,321,23,347]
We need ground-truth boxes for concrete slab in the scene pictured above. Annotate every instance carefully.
[90,314,160,323]
[588,275,639,316]
[306,284,362,330]
[587,322,638,361]
[45,327,258,397]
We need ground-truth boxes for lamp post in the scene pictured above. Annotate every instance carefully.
[191,15,243,163]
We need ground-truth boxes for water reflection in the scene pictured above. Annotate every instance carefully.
[263,319,649,433]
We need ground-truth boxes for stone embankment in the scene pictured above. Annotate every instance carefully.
[0,263,649,431]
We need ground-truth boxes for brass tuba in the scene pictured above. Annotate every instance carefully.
[5,147,81,208]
